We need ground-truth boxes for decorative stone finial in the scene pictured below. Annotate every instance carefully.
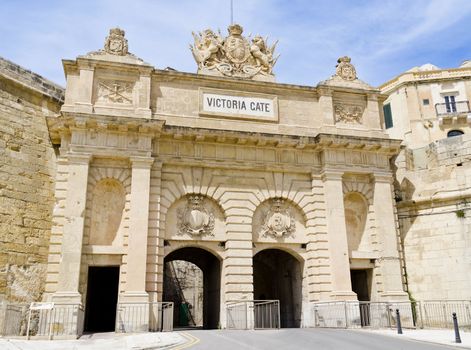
[335,56,357,81]
[104,27,128,56]
[190,23,279,82]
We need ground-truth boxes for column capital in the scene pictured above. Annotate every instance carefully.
[317,86,333,97]
[372,172,394,184]
[130,156,154,169]
[320,169,344,181]
[67,153,92,164]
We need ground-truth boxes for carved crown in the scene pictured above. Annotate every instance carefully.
[110,27,125,37]
[337,56,351,64]
[228,24,243,36]
[188,194,204,206]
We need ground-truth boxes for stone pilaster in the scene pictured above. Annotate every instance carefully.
[121,156,154,303]
[305,173,332,301]
[75,66,94,114]
[318,88,334,125]
[146,160,163,302]
[373,173,408,300]
[53,153,91,304]
[321,170,357,300]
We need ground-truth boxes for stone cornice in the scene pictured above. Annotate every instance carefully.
[0,56,64,103]
[380,66,471,94]
[153,69,319,96]
[160,125,402,154]
[46,113,165,144]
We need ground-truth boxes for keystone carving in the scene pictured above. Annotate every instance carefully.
[261,198,295,238]
[178,195,215,236]
[190,24,279,81]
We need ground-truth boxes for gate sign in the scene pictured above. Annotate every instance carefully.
[30,302,54,310]
[199,88,278,122]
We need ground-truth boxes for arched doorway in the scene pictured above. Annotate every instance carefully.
[253,249,302,328]
[163,247,221,329]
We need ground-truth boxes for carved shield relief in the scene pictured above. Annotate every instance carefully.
[177,195,215,236]
[261,198,296,238]
[224,36,250,64]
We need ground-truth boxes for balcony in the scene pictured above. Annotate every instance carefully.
[435,100,471,126]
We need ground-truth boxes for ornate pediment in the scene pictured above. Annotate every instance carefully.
[177,195,215,236]
[81,28,149,65]
[261,198,295,238]
[190,24,279,82]
[319,56,374,90]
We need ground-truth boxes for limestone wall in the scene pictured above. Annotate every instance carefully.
[0,57,63,302]
[395,134,471,300]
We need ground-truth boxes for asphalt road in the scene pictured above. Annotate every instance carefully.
[183,328,457,350]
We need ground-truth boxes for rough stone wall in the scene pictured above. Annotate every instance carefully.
[395,134,471,300]
[0,57,63,302]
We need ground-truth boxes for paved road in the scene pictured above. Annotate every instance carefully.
[183,329,457,350]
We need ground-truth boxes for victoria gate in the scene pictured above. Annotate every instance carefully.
[42,25,408,334]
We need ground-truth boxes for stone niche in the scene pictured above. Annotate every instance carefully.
[89,178,126,246]
[164,194,226,241]
[344,192,369,253]
[252,198,306,243]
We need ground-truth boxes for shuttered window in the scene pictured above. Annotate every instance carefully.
[383,103,393,129]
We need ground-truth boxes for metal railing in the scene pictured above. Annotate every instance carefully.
[313,301,414,329]
[226,300,280,330]
[226,301,249,329]
[435,100,470,115]
[115,302,174,333]
[415,300,471,329]
[0,303,83,338]
[254,300,280,329]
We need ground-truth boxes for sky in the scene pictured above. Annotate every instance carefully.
[1,0,471,88]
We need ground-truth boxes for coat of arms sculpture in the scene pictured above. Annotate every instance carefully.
[190,24,279,81]
[335,56,357,81]
[261,198,295,238]
[178,195,215,236]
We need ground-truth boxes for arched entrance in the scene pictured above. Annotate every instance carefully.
[163,247,221,329]
[253,249,302,328]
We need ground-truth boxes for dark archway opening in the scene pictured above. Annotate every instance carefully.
[84,266,120,333]
[253,249,302,328]
[163,247,221,329]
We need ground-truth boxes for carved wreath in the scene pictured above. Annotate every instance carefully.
[261,198,296,238]
[177,195,215,236]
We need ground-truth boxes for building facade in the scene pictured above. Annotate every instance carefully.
[381,62,471,301]
[1,26,412,333]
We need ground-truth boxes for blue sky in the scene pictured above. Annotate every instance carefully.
[1,0,471,87]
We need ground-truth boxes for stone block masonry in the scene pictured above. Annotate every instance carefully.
[0,57,63,302]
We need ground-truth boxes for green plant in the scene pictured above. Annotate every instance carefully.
[455,209,465,218]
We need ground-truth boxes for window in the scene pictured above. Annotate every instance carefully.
[444,95,457,113]
[423,99,430,106]
[383,103,393,129]
[447,130,464,138]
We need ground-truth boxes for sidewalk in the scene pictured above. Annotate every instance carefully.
[0,332,186,350]
[359,328,471,349]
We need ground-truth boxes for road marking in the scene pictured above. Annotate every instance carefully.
[171,332,200,349]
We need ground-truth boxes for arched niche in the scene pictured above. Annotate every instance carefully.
[252,198,306,243]
[165,194,226,241]
[89,178,126,246]
[344,192,369,253]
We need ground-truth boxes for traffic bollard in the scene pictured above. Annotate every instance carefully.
[452,312,462,344]
[396,309,403,334]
